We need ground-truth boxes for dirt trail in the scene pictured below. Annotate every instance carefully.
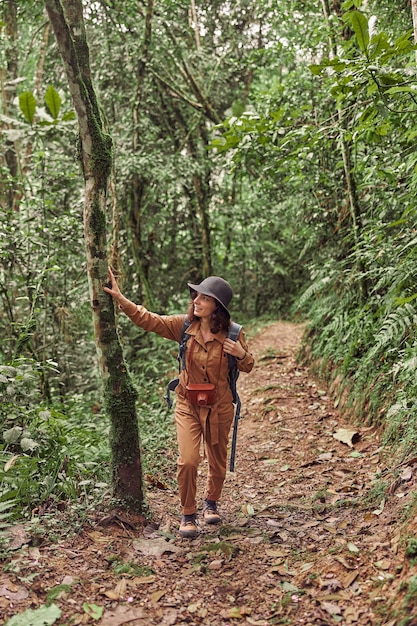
[1,321,417,625]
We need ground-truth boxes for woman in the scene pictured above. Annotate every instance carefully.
[104,270,254,538]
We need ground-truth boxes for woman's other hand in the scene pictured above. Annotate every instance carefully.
[223,337,246,360]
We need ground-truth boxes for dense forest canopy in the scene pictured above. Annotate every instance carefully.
[1,0,417,518]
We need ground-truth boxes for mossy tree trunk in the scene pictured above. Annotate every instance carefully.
[2,0,20,212]
[44,0,144,510]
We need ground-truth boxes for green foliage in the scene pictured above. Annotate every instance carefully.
[19,92,37,124]
[0,359,112,520]
[403,576,417,610]
[0,343,178,523]
[111,560,154,577]
[279,3,417,463]
[18,85,75,126]
[363,479,387,508]
[4,604,61,626]
[131,333,178,486]
[405,538,417,560]
[46,584,73,603]
[343,10,369,53]
[83,603,103,621]
[138,402,176,485]
[44,85,62,120]
[0,498,17,530]
[2,0,417,529]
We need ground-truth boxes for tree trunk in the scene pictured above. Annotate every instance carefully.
[412,0,417,63]
[1,0,20,212]
[170,100,213,277]
[192,168,212,278]
[44,0,144,510]
[130,0,155,308]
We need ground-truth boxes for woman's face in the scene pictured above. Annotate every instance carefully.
[192,292,217,319]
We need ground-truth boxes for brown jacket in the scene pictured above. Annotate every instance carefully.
[119,301,254,442]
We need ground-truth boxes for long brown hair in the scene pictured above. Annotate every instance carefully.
[186,300,230,334]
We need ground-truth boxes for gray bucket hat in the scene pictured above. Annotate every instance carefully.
[187,276,233,316]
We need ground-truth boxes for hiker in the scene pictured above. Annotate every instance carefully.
[104,269,254,538]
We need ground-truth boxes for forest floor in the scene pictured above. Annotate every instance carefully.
[2,321,417,626]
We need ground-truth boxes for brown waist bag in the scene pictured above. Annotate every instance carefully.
[185,383,216,406]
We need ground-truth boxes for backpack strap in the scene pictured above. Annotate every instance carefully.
[164,318,190,409]
[178,318,191,372]
[164,377,180,409]
[227,321,242,342]
[227,322,242,472]
[226,322,242,405]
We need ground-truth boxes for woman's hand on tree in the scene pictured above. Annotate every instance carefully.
[103,268,122,299]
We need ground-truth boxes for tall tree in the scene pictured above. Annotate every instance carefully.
[43,0,144,509]
[1,0,19,212]
[412,0,417,61]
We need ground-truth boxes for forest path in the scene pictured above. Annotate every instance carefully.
[2,321,415,626]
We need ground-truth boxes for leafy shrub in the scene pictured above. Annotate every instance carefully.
[0,359,112,521]
[0,348,178,525]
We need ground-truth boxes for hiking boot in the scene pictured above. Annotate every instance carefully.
[179,513,198,538]
[203,499,222,525]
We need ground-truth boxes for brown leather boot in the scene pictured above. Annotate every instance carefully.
[179,513,198,538]
[203,499,221,524]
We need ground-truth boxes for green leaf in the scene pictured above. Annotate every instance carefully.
[44,85,62,120]
[344,10,369,53]
[4,603,61,626]
[281,581,299,592]
[62,110,76,121]
[394,293,417,305]
[3,426,22,444]
[0,498,16,528]
[309,64,324,76]
[342,0,363,9]
[20,437,39,452]
[369,32,390,58]
[46,584,72,602]
[83,603,104,620]
[392,29,416,54]
[231,99,245,117]
[19,91,37,124]
[309,58,348,77]
[385,86,417,95]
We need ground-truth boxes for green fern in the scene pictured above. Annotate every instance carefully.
[296,274,333,310]
[367,303,417,361]
[0,497,17,529]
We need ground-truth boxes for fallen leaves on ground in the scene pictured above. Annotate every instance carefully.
[2,321,417,625]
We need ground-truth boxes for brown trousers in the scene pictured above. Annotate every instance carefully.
[175,400,234,515]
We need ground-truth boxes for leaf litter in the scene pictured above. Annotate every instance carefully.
[2,321,417,624]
